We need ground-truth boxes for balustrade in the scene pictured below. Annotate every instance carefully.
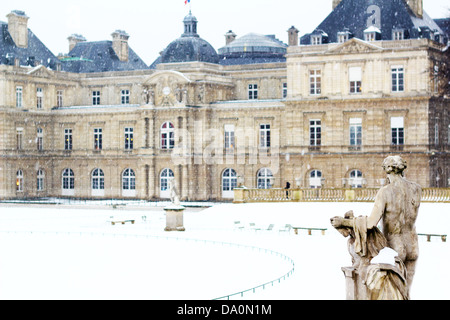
[234,187,450,203]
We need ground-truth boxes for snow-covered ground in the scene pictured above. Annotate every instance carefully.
[0,201,448,300]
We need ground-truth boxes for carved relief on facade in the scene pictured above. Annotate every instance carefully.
[328,38,383,54]
[143,71,190,107]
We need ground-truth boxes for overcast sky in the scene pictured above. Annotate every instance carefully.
[1,0,449,65]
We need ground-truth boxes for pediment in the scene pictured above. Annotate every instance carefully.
[143,70,191,86]
[27,65,53,77]
[327,38,384,54]
[142,71,191,107]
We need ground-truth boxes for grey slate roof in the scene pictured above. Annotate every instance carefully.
[300,0,447,45]
[61,40,149,73]
[0,21,60,69]
[434,18,450,40]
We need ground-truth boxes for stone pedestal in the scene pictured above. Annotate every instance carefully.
[341,266,369,300]
[164,205,185,231]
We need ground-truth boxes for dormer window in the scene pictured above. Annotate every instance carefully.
[392,29,405,41]
[364,26,381,41]
[337,29,352,43]
[311,35,322,45]
[434,31,444,44]
[310,30,328,45]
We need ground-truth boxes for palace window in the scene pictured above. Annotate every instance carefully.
[16,86,23,108]
[435,123,439,146]
[36,87,43,109]
[392,30,405,41]
[161,122,175,150]
[337,30,352,43]
[91,168,105,190]
[121,89,130,104]
[248,84,258,100]
[124,127,134,150]
[349,170,363,188]
[282,82,287,99]
[92,91,101,105]
[122,168,136,191]
[364,26,380,42]
[160,168,174,198]
[224,124,235,150]
[309,69,321,95]
[64,129,73,150]
[16,128,23,150]
[56,90,63,108]
[222,168,237,198]
[37,169,45,191]
[349,118,362,146]
[391,66,404,92]
[309,170,322,188]
[259,124,271,148]
[62,169,74,190]
[349,67,362,94]
[391,117,404,145]
[257,168,273,189]
[16,170,24,192]
[94,128,103,150]
[311,35,322,45]
[309,120,321,146]
[37,127,43,151]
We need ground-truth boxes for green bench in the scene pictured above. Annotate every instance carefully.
[418,233,447,242]
[292,227,327,235]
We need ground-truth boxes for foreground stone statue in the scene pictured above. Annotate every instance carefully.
[331,156,421,300]
[164,178,185,232]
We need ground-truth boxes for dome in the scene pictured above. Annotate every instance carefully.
[156,11,219,65]
[218,33,287,65]
[218,33,287,55]
[160,36,219,64]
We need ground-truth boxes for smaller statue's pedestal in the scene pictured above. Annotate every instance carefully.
[164,204,185,232]
[341,266,369,300]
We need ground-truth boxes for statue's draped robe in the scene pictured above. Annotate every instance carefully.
[351,216,408,300]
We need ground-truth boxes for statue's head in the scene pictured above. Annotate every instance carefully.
[382,155,407,175]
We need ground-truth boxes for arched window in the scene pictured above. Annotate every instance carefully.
[222,168,237,198]
[122,168,136,197]
[37,169,45,191]
[161,122,175,149]
[257,168,273,189]
[92,169,104,190]
[122,169,136,191]
[62,168,75,196]
[16,170,24,192]
[91,168,104,197]
[309,170,322,188]
[160,168,174,198]
[349,170,363,188]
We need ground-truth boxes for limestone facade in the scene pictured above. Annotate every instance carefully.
[0,8,449,202]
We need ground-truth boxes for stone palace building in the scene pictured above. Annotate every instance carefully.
[0,0,449,201]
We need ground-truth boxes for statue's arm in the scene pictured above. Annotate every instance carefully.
[366,189,386,229]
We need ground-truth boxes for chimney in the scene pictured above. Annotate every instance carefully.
[332,0,343,10]
[67,34,86,52]
[287,26,299,46]
[7,10,29,48]
[225,30,236,45]
[112,30,129,62]
[406,0,423,18]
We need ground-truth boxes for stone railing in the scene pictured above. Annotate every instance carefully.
[233,188,450,203]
